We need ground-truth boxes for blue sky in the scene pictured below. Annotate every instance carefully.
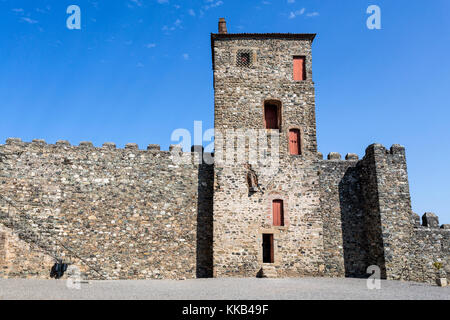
[0,0,449,223]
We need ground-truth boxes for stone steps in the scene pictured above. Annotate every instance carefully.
[261,265,278,278]
[0,195,106,279]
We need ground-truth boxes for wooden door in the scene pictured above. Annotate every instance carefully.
[289,129,301,155]
[293,56,305,81]
[273,200,284,226]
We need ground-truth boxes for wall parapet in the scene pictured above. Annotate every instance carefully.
[364,143,406,159]
[327,152,341,161]
[0,137,215,280]
[1,138,213,157]
[413,212,449,230]
[317,152,360,162]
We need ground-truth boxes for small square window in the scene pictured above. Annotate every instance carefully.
[237,50,252,67]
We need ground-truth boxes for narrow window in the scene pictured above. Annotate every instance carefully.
[293,56,306,81]
[289,129,301,155]
[272,199,285,226]
[237,50,252,67]
[262,234,274,263]
[264,103,280,129]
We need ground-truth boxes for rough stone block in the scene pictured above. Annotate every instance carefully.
[390,144,405,154]
[147,144,160,151]
[79,141,93,148]
[32,139,46,145]
[56,140,71,146]
[169,145,182,152]
[411,212,421,228]
[102,142,116,150]
[327,152,341,160]
[422,212,439,228]
[436,278,447,287]
[125,143,139,150]
[365,143,386,156]
[6,138,22,145]
[345,153,359,161]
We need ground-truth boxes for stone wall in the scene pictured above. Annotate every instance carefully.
[0,230,6,266]
[319,144,449,284]
[319,153,368,278]
[407,214,450,284]
[0,138,214,280]
[0,224,55,278]
[361,144,413,280]
[213,157,324,277]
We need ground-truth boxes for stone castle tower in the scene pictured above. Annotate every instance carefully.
[211,19,449,281]
[211,22,323,277]
[0,19,448,284]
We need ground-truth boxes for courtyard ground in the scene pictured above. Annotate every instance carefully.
[0,277,448,300]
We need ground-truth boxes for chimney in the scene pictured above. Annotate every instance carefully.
[218,18,227,34]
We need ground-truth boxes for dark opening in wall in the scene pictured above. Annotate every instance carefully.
[264,101,281,130]
[196,163,214,278]
[262,234,274,263]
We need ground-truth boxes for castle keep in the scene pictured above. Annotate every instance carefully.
[0,20,448,284]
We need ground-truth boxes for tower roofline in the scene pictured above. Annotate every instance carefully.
[211,33,316,70]
[211,33,316,41]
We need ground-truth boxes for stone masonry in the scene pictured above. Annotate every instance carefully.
[0,19,448,284]
[0,140,213,279]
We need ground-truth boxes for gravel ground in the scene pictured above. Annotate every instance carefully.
[0,278,448,300]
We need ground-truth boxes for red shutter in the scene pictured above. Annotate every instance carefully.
[273,200,284,226]
[293,57,305,81]
[289,129,301,155]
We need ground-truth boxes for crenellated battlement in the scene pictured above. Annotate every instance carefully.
[412,212,450,230]
[317,143,405,163]
[317,152,359,161]
[363,143,406,158]
[5,137,164,152]
[408,211,450,284]
[0,137,214,280]
[2,138,212,160]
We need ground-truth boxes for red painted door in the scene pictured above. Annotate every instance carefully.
[273,200,284,226]
[265,104,278,129]
[293,57,305,81]
[289,129,300,155]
